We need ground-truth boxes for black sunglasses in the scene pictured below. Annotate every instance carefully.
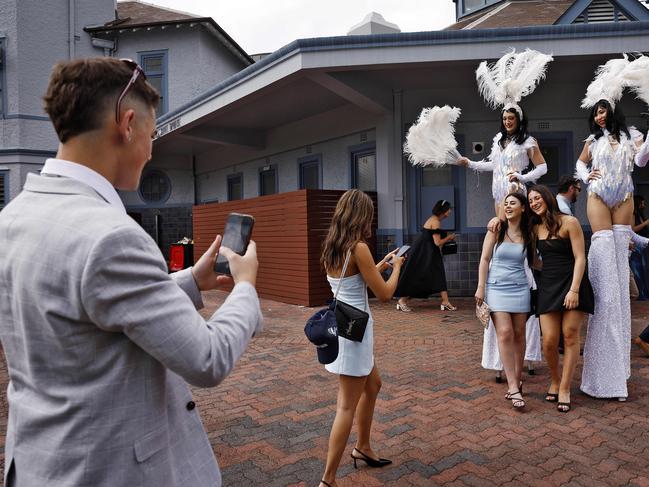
[115,59,146,123]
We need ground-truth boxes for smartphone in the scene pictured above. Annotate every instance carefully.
[214,213,255,275]
[396,245,411,258]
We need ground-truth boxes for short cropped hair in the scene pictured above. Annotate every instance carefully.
[557,175,580,194]
[43,57,160,143]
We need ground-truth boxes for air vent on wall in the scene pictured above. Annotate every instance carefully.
[360,132,367,142]
[306,145,312,154]
[537,121,550,130]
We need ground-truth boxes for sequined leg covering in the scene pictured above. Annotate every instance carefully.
[613,224,632,380]
[581,230,628,398]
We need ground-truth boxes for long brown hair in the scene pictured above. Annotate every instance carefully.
[496,192,531,248]
[321,189,374,272]
[528,184,562,270]
[528,185,562,237]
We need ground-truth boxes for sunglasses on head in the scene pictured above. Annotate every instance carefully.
[115,59,146,123]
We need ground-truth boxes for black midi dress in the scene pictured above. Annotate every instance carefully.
[395,228,448,298]
[535,238,594,316]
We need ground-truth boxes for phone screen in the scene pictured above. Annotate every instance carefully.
[214,213,255,275]
[396,245,410,258]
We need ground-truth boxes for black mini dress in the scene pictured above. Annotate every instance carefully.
[535,238,594,316]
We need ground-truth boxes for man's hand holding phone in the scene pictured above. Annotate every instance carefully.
[219,242,258,286]
[192,235,235,291]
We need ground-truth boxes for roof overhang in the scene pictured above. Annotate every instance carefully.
[84,17,253,65]
[153,21,649,154]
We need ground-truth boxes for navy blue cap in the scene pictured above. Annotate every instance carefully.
[304,308,339,364]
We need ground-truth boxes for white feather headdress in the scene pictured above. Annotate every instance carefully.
[476,48,553,118]
[403,105,462,167]
[621,54,649,108]
[581,55,630,109]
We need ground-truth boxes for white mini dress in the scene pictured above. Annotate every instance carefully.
[324,273,374,377]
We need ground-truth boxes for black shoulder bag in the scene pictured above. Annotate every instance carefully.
[333,251,370,342]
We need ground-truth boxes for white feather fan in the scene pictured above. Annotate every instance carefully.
[476,49,553,109]
[581,55,629,109]
[403,105,462,167]
[622,55,649,108]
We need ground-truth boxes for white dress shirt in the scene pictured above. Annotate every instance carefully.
[556,193,573,216]
[41,158,126,213]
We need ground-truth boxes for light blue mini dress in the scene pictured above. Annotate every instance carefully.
[485,242,530,313]
[324,273,374,377]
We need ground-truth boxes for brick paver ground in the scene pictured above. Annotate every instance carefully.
[1,294,649,486]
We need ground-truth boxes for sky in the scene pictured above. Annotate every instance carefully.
[146,0,457,55]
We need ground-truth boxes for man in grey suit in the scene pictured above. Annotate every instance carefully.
[0,58,263,486]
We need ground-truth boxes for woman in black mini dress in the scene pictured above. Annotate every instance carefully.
[528,185,594,413]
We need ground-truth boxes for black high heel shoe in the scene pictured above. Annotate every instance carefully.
[351,448,392,468]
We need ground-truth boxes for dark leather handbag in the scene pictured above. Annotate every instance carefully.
[335,299,369,342]
[441,241,457,255]
[333,250,369,342]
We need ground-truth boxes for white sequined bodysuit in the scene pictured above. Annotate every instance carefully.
[586,128,643,208]
[470,133,539,203]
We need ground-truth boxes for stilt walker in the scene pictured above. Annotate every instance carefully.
[577,55,649,400]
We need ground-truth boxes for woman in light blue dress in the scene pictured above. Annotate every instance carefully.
[318,190,404,487]
[475,192,531,409]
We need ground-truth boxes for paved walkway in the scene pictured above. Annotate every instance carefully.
[2,294,649,486]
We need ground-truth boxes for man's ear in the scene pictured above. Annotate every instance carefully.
[118,108,136,142]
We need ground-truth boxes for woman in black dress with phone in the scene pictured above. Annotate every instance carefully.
[528,185,594,413]
[395,200,456,312]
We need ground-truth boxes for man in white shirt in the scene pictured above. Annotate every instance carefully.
[0,57,262,487]
[556,176,582,216]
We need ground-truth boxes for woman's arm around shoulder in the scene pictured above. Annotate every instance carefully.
[353,241,403,302]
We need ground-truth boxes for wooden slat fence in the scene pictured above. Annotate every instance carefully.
[193,189,377,306]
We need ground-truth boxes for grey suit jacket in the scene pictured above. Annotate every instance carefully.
[0,174,263,486]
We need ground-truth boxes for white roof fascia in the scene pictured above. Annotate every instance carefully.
[156,29,649,138]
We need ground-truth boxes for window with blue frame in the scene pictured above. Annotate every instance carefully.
[139,50,168,116]
[457,0,501,17]
[0,171,7,211]
[259,165,277,196]
[227,173,243,201]
[351,147,376,192]
[298,155,321,190]
[0,38,5,117]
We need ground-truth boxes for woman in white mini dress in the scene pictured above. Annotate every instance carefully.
[318,189,404,487]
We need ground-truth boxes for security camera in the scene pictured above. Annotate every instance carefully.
[472,142,484,154]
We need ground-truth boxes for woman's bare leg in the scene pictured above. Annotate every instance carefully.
[511,313,527,386]
[354,365,383,459]
[586,193,613,232]
[540,312,562,396]
[492,312,519,394]
[321,374,367,486]
[559,310,584,404]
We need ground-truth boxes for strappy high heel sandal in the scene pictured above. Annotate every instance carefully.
[545,393,559,403]
[351,448,392,468]
[319,480,333,487]
[507,390,525,409]
[504,382,523,400]
[396,302,412,312]
[440,302,457,311]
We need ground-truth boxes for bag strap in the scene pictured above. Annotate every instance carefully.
[333,250,352,301]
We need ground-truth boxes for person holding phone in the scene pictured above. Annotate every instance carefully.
[0,57,262,486]
[395,199,456,312]
[318,189,403,487]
